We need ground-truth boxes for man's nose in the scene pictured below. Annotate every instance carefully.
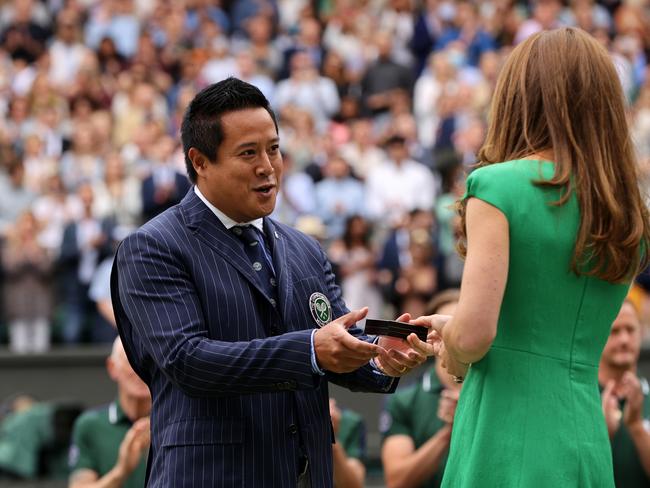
[256,153,274,176]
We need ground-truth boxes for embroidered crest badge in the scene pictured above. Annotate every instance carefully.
[309,292,332,327]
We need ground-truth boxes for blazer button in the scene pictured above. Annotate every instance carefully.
[288,424,298,435]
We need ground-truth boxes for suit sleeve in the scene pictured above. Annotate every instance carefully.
[311,243,396,393]
[113,230,321,398]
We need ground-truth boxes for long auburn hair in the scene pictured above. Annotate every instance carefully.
[458,27,650,283]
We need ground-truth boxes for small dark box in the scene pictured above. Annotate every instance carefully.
[364,319,428,341]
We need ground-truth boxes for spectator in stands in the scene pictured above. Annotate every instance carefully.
[235,50,275,104]
[0,159,34,237]
[414,51,459,151]
[395,229,438,318]
[435,1,496,67]
[365,135,436,226]
[68,337,151,488]
[330,398,366,488]
[381,289,462,488]
[21,132,56,193]
[236,14,282,79]
[361,30,413,116]
[600,299,650,486]
[84,0,141,59]
[141,135,190,222]
[47,10,90,93]
[280,16,327,78]
[92,152,142,231]
[435,168,465,288]
[0,0,50,64]
[58,183,115,343]
[315,155,365,239]
[378,209,437,310]
[275,50,340,133]
[279,109,320,172]
[59,124,104,191]
[339,118,386,180]
[32,174,83,254]
[328,215,382,320]
[2,210,54,353]
[515,0,563,44]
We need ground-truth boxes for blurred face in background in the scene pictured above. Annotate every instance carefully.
[107,340,151,413]
[601,302,642,371]
[324,156,350,180]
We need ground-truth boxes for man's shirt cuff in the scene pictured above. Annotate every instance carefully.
[310,329,325,375]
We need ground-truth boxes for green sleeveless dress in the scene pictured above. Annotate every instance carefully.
[441,160,628,487]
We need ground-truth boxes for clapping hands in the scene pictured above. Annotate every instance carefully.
[602,371,645,438]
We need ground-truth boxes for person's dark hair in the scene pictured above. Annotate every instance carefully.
[424,288,460,316]
[342,215,372,249]
[180,77,278,183]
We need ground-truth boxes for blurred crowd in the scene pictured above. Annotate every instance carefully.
[1,0,650,353]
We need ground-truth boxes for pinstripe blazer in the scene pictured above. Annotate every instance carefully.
[111,189,396,487]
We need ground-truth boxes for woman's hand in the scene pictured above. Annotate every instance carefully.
[412,314,452,354]
[413,314,468,379]
[437,341,469,379]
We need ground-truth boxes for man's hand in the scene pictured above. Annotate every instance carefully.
[115,417,150,480]
[314,308,383,373]
[375,313,431,377]
[602,380,622,438]
[437,389,460,424]
[621,372,644,430]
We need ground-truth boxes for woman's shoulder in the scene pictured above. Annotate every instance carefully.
[470,159,553,179]
[465,160,555,215]
[468,159,554,192]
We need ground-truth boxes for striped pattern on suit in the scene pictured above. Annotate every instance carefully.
[111,189,396,487]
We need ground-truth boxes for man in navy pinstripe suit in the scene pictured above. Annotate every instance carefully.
[111,78,431,487]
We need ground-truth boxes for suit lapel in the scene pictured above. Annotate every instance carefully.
[264,218,293,320]
[180,190,275,304]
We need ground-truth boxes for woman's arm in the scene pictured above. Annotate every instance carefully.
[439,198,509,365]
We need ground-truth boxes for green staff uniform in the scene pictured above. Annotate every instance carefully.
[338,409,365,460]
[381,367,449,487]
[69,400,146,488]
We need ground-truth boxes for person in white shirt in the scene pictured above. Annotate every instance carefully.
[48,11,91,92]
[365,135,437,226]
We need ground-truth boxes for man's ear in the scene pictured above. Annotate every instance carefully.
[188,147,209,178]
[106,357,118,382]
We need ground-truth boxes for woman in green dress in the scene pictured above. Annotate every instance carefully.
[414,28,650,487]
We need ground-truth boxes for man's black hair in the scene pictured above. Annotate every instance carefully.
[180,77,278,183]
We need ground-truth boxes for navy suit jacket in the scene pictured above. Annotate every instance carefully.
[111,189,396,487]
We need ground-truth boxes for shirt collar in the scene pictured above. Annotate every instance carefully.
[109,399,130,425]
[194,186,263,232]
[423,366,442,394]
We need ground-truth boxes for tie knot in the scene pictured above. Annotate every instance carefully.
[232,225,261,247]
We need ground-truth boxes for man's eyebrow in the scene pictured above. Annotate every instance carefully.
[234,142,257,151]
[234,138,280,151]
